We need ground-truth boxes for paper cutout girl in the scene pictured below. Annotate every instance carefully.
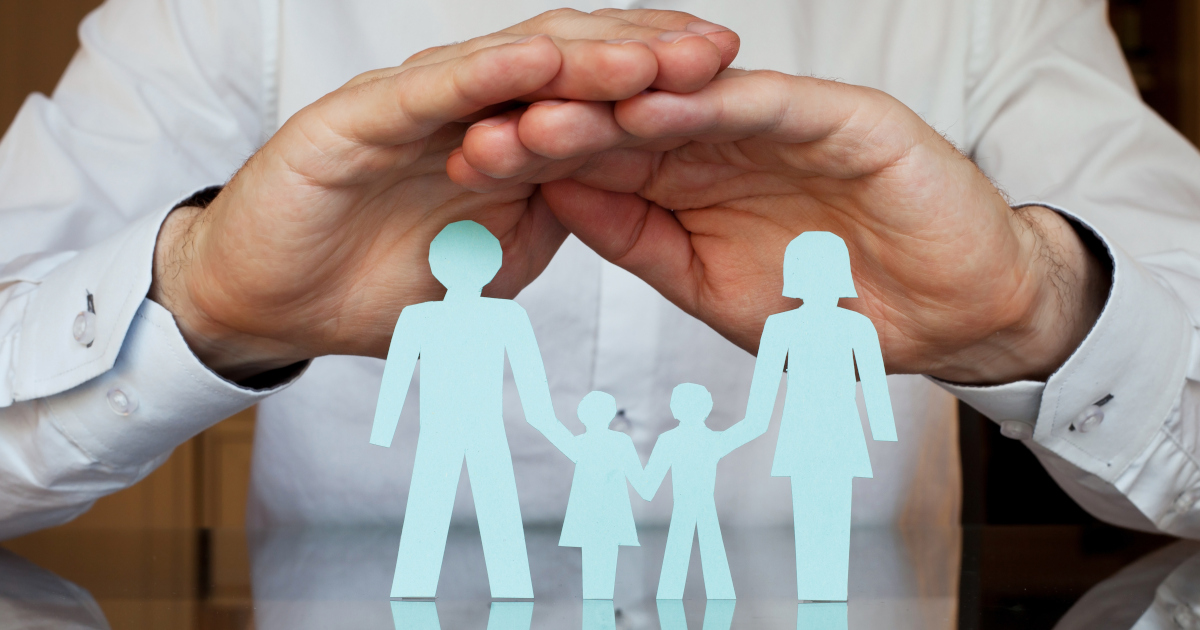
[741,231,896,602]
[552,391,648,600]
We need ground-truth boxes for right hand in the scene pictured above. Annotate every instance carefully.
[148,9,739,381]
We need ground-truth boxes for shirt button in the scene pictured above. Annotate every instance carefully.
[107,388,138,416]
[999,420,1034,440]
[72,311,96,346]
[1075,405,1105,433]
[1174,490,1198,515]
[1174,605,1198,629]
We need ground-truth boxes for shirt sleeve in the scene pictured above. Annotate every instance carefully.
[938,0,1200,536]
[0,0,291,538]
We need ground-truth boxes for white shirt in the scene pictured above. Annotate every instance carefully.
[1,0,1199,539]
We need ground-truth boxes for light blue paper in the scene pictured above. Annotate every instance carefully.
[795,602,847,629]
[371,221,575,599]
[550,391,644,599]
[640,384,765,600]
[742,232,896,602]
[656,599,736,630]
[582,599,616,630]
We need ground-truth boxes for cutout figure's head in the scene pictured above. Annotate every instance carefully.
[428,220,502,293]
[782,231,858,301]
[670,383,713,425]
[578,391,618,431]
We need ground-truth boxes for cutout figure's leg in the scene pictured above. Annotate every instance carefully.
[795,602,847,630]
[703,599,737,630]
[657,510,697,599]
[486,601,534,630]
[581,544,619,599]
[583,599,617,630]
[791,477,853,601]
[391,600,440,630]
[393,441,464,598]
[656,598,687,630]
[466,445,534,598]
[696,502,735,599]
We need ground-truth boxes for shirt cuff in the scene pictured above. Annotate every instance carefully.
[935,205,1194,483]
[43,298,303,468]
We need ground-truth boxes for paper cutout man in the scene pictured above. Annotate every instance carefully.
[741,231,896,602]
[390,601,533,630]
[639,383,764,600]
[657,599,736,630]
[550,391,648,599]
[371,221,575,599]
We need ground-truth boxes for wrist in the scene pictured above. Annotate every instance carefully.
[149,203,302,382]
[932,206,1110,385]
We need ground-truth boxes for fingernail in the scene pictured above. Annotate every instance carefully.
[470,115,508,129]
[658,31,704,44]
[512,34,546,45]
[685,20,730,35]
[529,99,566,107]
[605,38,649,46]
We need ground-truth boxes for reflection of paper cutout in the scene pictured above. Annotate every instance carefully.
[550,391,644,599]
[371,221,575,599]
[391,601,440,630]
[487,602,534,630]
[742,232,896,602]
[796,602,847,629]
[390,601,533,630]
[656,599,736,630]
[582,599,617,630]
[641,384,763,600]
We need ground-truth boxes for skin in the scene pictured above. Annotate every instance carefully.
[455,70,1109,384]
[154,9,1106,387]
[149,9,740,381]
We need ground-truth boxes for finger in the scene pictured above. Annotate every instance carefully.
[508,8,727,93]
[539,179,700,309]
[592,8,740,73]
[614,71,917,177]
[317,35,562,147]
[515,100,632,160]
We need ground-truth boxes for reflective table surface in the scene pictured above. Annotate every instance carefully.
[0,524,1190,629]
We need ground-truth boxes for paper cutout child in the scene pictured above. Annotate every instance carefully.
[741,231,896,602]
[552,391,648,600]
[657,599,736,630]
[638,383,765,600]
[390,601,533,630]
[370,220,575,599]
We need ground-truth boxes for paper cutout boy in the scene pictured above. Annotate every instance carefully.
[550,391,648,600]
[741,231,896,602]
[639,383,765,600]
[370,220,575,599]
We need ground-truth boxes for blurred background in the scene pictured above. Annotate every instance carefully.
[1,0,1198,627]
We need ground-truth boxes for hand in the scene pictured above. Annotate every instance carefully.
[495,71,1107,384]
[149,9,739,381]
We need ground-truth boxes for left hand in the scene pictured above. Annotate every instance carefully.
[454,70,1109,384]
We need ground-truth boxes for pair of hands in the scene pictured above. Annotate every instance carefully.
[149,8,1107,386]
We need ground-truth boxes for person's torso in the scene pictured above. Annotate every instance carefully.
[247,0,965,528]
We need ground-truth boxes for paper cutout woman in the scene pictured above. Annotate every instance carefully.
[370,220,575,599]
[552,391,648,600]
[639,383,764,600]
[741,231,896,602]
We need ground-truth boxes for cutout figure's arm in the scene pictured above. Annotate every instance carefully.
[370,307,422,447]
[635,436,672,501]
[619,435,648,494]
[854,316,897,442]
[505,306,577,455]
[722,316,790,454]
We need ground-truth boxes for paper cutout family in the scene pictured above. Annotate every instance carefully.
[371,221,895,603]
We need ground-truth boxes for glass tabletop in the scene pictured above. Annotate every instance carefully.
[0,524,1190,629]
